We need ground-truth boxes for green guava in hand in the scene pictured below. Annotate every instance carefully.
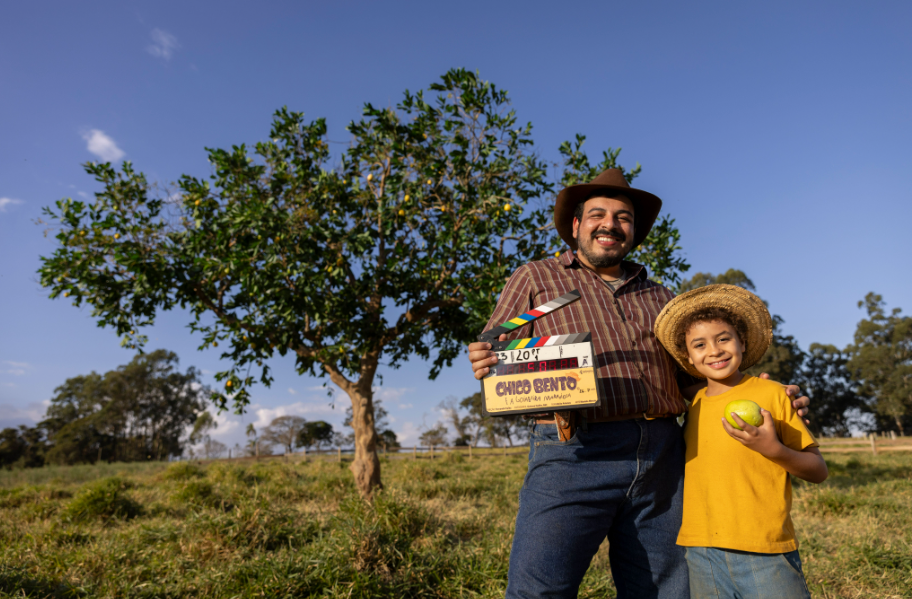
[724,400,763,430]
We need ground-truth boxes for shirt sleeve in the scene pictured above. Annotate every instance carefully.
[775,390,819,451]
[483,266,535,340]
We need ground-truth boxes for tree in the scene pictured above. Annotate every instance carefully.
[457,391,526,447]
[801,343,869,437]
[260,415,307,455]
[440,397,473,446]
[39,350,207,464]
[377,429,400,451]
[0,426,46,469]
[296,420,334,452]
[419,423,449,447]
[847,293,912,435]
[38,69,682,497]
[203,438,227,459]
[189,411,217,445]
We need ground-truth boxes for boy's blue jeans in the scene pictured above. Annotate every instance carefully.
[505,418,689,599]
[685,546,811,598]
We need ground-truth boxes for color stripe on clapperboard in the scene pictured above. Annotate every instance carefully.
[479,289,581,341]
[500,332,590,350]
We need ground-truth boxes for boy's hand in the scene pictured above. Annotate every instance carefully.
[721,408,783,459]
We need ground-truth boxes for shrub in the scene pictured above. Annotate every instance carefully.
[161,462,205,481]
[173,480,224,509]
[62,477,142,522]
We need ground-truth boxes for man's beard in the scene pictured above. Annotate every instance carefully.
[576,228,633,268]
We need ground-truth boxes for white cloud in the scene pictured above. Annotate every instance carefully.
[374,387,414,402]
[395,422,421,446]
[288,387,297,395]
[253,401,336,429]
[77,191,90,199]
[4,361,29,368]
[398,403,413,409]
[5,370,25,376]
[0,400,50,426]
[0,198,23,212]
[146,28,179,60]
[82,130,125,162]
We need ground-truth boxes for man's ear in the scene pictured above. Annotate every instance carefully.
[571,217,580,240]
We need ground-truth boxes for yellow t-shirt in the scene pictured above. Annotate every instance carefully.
[676,376,818,553]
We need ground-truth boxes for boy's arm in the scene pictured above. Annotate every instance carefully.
[722,409,829,484]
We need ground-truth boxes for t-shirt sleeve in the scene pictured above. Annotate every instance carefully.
[483,267,535,339]
[775,390,819,451]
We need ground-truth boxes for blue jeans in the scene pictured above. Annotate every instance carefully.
[506,418,689,599]
[685,546,811,598]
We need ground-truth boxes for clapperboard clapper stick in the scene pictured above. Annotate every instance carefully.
[478,290,604,417]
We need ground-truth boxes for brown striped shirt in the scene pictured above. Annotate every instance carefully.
[483,251,690,420]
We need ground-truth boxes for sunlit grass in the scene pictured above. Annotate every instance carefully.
[0,450,908,597]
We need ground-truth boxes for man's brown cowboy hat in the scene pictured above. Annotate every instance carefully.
[553,169,663,251]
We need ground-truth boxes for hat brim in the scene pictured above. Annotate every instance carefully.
[653,284,773,379]
[554,183,662,251]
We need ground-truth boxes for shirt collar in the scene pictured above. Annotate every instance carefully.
[559,250,647,281]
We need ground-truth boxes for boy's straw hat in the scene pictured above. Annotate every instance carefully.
[654,284,773,378]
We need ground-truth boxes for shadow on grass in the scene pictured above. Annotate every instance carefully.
[0,567,86,598]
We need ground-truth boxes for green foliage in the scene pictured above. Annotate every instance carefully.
[62,476,142,522]
[297,420,334,451]
[802,343,869,437]
[557,135,690,288]
[173,480,225,510]
[38,350,207,466]
[160,461,205,481]
[0,425,46,469]
[678,268,755,293]
[847,293,912,435]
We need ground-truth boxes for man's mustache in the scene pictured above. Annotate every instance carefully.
[590,228,627,243]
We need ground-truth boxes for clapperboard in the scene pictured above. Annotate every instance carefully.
[478,290,603,417]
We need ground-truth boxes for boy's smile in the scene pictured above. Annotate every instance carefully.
[685,320,745,393]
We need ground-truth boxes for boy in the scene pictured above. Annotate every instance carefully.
[654,284,828,598]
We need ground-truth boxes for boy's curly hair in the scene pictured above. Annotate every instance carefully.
[675,306,750,355]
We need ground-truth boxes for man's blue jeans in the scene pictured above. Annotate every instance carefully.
[506,418,689,599]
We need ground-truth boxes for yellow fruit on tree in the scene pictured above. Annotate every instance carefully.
[114,233,120,239]
[426,179,432,185]
[398,209,405,216]
[554,252,560,257]
[724,400,763,430]
[195,200,200,206]
[503,203,511,212]
[367,173,373,181]
[226,380,232,387]
[404,194,410,202]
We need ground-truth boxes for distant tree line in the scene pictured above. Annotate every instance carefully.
[0,350,208,469]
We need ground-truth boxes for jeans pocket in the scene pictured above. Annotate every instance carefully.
[529,423,581,462]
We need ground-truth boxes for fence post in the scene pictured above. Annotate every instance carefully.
[870,434,877,456]
[337,447,342,462]
[431,445,435,460]
[302,447,307,463]
[503,445,507,457]
[891,431,897,440]
[413,445,417,460]
[469,445,473,459]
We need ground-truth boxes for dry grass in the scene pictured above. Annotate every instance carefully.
[0,450,908,597]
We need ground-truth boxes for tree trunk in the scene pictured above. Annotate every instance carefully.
[346,385,382,498]
[323,355,382,499]
[895,415,905,436]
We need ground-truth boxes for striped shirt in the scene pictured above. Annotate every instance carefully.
[483,251,690,420]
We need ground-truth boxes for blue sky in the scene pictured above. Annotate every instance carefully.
[2,1,910,449]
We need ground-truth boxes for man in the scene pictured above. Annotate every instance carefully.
[467,169,810,599]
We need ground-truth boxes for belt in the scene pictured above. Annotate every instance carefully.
[535,412,647,425]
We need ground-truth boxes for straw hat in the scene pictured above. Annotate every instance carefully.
[553,168,663,251]
[654,284,773,378]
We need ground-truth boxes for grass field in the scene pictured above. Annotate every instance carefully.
[0,449,910,598]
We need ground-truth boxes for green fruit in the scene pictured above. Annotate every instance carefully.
[724,400,763,430]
